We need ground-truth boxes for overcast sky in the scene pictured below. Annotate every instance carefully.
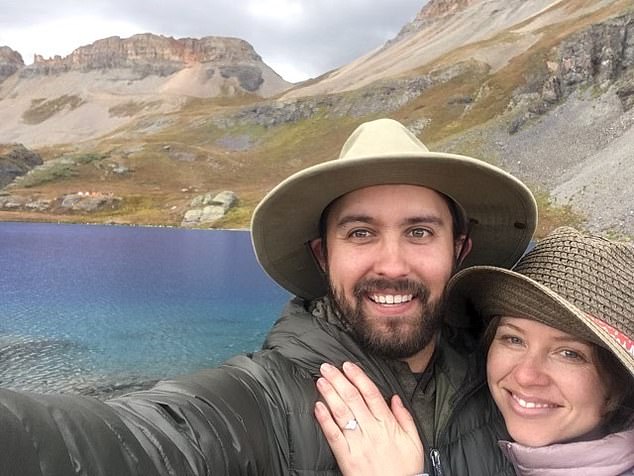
[0,0,427,83]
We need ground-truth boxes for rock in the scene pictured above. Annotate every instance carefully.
[0,46,24,82]
[213,62,478,130]
[110,164,129,175]
[199,205,226,224]
[181,191,238,227]
[60,192,122,212]
[210,191,237,211]
[0,195,27,209]
[504,12,634,142]
[0,144,43,189]
[24,199,52,211]
[219,65,264,92]
[21,34,266,80]
[182,209,203,225]
[190,193,211,207]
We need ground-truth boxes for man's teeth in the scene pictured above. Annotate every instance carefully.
[512,394,557,409]
[370,294,413,304]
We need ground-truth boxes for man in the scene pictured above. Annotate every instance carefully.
[0,119,536,475]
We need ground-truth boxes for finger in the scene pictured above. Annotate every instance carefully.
[390,394,421,443]
[341,361,392,421]
[314,402,362,476]
[319,363,374,424]
[316,376,359,430]
[314,401,351,457]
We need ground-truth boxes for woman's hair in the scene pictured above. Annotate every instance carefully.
[482,316,634,434]
[595,345,634,433]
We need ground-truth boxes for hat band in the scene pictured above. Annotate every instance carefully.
[591,316,634,358]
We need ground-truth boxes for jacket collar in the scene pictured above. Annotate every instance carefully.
[499,427,634,476]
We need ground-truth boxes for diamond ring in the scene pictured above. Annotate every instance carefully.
[343,418,358,430]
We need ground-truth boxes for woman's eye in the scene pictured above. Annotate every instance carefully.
[499,334,523,346]
[559,349,586,362]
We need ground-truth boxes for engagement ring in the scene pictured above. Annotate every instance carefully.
[343,418,358,430]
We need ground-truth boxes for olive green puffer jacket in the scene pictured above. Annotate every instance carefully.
[0,298,513,475]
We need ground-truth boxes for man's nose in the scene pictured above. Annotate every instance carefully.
[372,237,410,277]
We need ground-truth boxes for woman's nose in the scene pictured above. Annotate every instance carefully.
[512,353,551,387]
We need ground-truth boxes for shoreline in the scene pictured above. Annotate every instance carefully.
[0,214,249,232]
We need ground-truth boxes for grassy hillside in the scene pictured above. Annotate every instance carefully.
[1,0,631,238]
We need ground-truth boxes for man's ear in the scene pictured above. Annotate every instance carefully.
[455,235,473,266]
[309,238,327,272]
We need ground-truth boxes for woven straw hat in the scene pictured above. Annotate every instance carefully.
[251,118,537,300]
[446,226,634,376]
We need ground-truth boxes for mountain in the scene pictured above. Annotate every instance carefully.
[0,0,633,237]
[0,34,291,146]
[0,46,24,82]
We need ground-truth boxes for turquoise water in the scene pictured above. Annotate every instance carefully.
[0,222,290,398]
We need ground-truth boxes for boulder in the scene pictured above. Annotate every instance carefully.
[60,192,122,212]
[181,191,238,227]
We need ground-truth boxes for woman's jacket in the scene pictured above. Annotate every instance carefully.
[499,427,634,475]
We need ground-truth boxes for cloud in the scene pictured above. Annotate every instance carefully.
[0,0,426,82]
[244,0,306,26]
[0,15,142,63]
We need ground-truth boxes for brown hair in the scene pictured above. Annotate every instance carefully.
[317,190,469,248]
[595,345,634,433]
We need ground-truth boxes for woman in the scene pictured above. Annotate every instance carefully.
[314,227,634,475]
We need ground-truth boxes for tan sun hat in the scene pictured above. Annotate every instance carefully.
[445,226,634,377]
[251,118,537,300]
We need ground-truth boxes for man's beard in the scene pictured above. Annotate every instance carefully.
[328,277,446,360]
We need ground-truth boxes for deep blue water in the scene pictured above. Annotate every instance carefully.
[0,222,289,398]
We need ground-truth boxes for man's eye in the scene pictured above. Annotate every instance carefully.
[409,228,430,238]
[349,229,371,239]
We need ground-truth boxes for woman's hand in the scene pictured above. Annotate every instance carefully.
[314,361,425,476]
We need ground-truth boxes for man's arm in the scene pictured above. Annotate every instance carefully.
[0,354,289,476]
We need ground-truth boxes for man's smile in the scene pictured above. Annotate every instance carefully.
[369,293,414,305]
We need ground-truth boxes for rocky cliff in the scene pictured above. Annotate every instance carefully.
[23,34,265,82]
[507,13,634,130]
[0,144,42,189]
[418,0,476,17]
[395,0,477,37]
[0,46,24,83]
[491,11,634,234]
[1,34,290,97]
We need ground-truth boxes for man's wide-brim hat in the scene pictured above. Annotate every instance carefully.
[251,118,537,300]
[446,226,634,377]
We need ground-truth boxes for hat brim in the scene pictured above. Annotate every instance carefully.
[446,266,634,377]
[252,151,537,300]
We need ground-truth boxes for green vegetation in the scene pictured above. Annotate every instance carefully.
[109,100,162,117]
[19,161,76,187]
[533,190,585,238]
[22,95,84,124]
[211,203,253,229]
[19,153,105,188]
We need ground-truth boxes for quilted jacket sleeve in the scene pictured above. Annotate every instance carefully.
[0,354,291,476]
